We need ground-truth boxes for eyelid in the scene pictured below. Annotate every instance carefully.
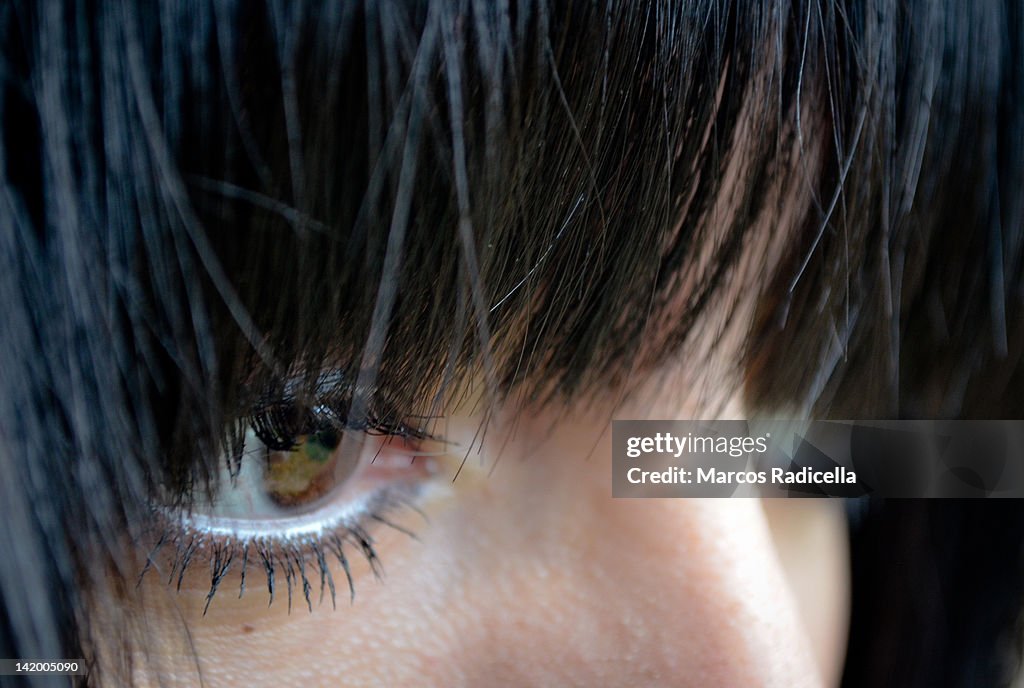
[173,430,441,542]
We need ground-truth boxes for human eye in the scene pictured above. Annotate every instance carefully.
[146,391,449,614]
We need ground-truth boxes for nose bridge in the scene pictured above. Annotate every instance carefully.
[583,496,827,687]
[469,415,827,686]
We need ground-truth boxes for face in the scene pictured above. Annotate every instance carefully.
[78,11,844,677]
[114,364,849,687]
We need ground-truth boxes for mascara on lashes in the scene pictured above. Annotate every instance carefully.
[144,410,442,613]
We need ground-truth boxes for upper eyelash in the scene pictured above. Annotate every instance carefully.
[247,397,434,452]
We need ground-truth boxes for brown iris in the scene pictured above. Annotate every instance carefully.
[263,428,345,508]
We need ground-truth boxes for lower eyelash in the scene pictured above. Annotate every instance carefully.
[138,486,425,615]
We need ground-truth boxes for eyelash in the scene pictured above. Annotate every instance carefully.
[140,401,438,615]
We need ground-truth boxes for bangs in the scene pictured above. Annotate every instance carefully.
[88,0,817,488]
[5,0,1020,516]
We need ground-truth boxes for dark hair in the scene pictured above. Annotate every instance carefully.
[1,1,1022,685]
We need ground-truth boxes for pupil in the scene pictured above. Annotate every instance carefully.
[310,427,340,450]
[299,427,340,464]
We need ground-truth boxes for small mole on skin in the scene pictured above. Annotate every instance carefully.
[242,625,255,634]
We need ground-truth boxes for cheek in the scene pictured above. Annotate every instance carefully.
[126,415,839,688]
[430,439,829,687]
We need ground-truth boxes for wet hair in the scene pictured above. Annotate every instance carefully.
[1,1,1022,685]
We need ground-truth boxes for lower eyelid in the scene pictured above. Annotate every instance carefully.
[178,489,389,540]
[143,481,433,613]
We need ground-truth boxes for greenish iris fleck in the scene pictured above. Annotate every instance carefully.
[303,428,340,463]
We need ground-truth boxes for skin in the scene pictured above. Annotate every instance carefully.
[124,389,849,687]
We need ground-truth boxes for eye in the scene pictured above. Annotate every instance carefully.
[148,412,449,612]
[180,425,441,540]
